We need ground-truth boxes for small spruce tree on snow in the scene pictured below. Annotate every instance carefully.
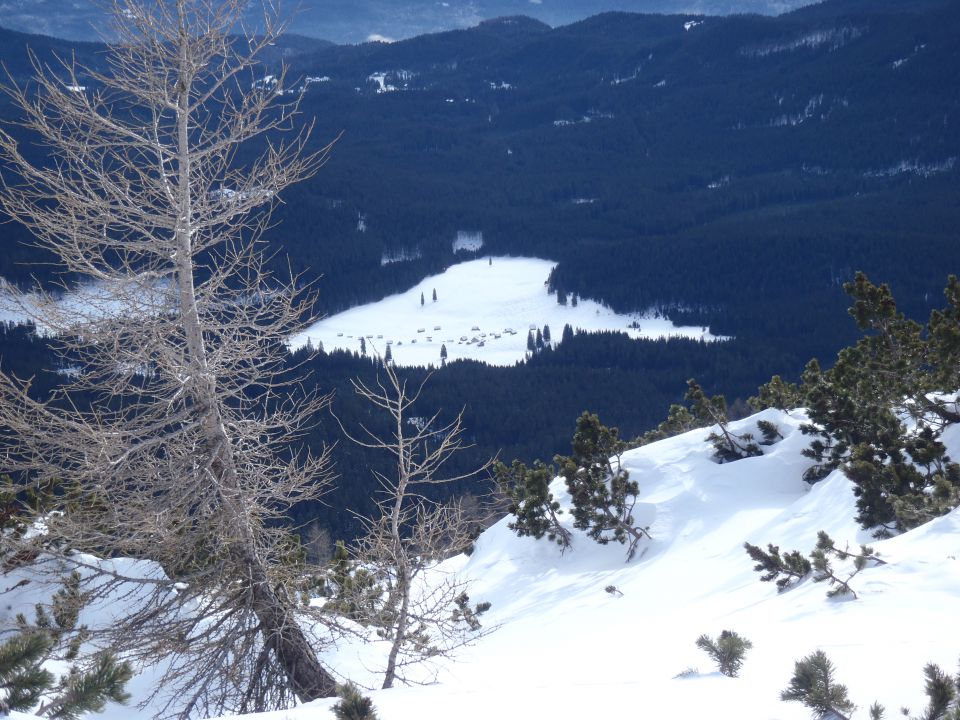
[909,662,960,720]
[432,288,437,302]
[746,532,882,598]
[527,330,536,353]
[557,412,650,561]
[359,337,366,356]
[685,379,761,462]
[748,375,804,412]
[557,289,568,306]
[562,324,574,343]
[695,630,753,678]
[543,325,551,343]
[571,294,578,307]
[0,631,54,714]
[420,292,425,306]
[743,542,812,591]
[535,328,544,350]
[440,344,448,366]
[757,419,784,446]
[332,682,379,720]
[781,650,855,720]
[384,345,393,365]
[494,459,572,550]
[810,531,883,600]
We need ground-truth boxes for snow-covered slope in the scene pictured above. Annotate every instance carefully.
[290,257,721,367]
[7,408,959,719]
[238,409,960,720]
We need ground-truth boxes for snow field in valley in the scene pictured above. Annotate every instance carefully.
[234,409,960,720]
[289,257,722,367]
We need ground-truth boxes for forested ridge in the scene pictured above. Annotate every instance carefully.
[0,0,957,538]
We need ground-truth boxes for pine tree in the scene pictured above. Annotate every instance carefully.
[744,542,811,591]
[432,288,437,302]
[527,330,536,353]
[685,380,761,462]
[571,294,578,307]
[420,292,425,306]
[39,653,133,720]
[535,329,544,350]
[749,375,804,412]
[562,324,574,343]
[543,325,551,343]
[384,345,393,364]
[557,413,649,560]
[912,663,959,720]
[494,459,572,550]
[440,344,448,366]
[695,630,753,677]
[810,531,883,599]
[0,631,54,714]
[359,337,367,356]
[332,682,379,720]
[781,650,855,720]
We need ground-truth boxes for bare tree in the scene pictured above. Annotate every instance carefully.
[335,365,493,689]
[0,0,339,716]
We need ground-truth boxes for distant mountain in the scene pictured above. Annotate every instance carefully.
[0,0,816,45]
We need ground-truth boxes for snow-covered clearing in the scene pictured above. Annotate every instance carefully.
[290,257,721,366]
[231,408,960,720]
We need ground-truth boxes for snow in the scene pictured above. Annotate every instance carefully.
[290,257,722,366]
[6,407,960,719]
[197,407,960,720]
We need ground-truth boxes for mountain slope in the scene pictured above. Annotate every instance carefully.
[270,408,960,720]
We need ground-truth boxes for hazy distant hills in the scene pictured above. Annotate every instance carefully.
[0,0,815,45]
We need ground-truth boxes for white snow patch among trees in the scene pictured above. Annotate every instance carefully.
[290,257,721,366]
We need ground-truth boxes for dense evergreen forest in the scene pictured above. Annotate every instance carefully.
[0,0,957,539]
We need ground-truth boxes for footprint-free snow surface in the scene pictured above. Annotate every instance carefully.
[290,257,721,366]
[228,409,960,720]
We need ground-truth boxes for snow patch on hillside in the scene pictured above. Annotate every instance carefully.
[290,257,721,366]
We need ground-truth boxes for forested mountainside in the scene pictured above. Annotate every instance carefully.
[0,0,957,538]
[4,0,955,362]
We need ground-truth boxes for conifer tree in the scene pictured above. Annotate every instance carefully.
[797,274,960,533]
[810,531,883,599]
[332,682,379,720]
[527,330,536,353]
[562,324,574,343]
[749,375,804,412]
[543,325,551,343]
[781,650,855,720]
[695,630,753,678]
[912,663,959,720]
[494,459,572,550]
[557,413,650,560]
[743,542,812,591]
[685,380,761,462]
[432,288,437,302]
[536,328,544,350]
[0,631,54,714]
